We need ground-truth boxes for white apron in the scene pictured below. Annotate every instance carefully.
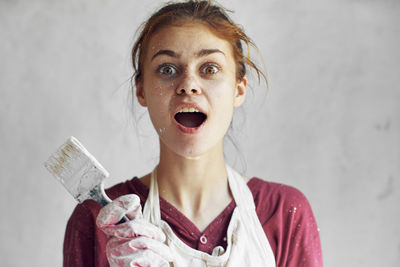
[143,165,276,267]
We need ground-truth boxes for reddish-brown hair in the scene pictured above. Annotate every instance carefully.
[131,0,266,85]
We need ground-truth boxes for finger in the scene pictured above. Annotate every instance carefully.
[96,194,142,227]
[110,249,170,267]
[106,237,174,262]
[106,238,140,257]
[132,250,170,267]
[129,236,174,263]
[101,219,166,242]
[106,239,171,267]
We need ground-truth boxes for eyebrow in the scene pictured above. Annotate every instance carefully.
[197,49,225,57]
[151,50,178,61]
[151,49,225,61]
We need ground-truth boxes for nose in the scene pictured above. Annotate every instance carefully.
[176,88,201,95]
[175,72,202,96]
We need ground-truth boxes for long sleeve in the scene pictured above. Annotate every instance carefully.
[282,189,322,267]
[63,200,109,267]
[249,178,323,267]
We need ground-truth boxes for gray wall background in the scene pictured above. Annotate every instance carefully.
[0,0,399,266]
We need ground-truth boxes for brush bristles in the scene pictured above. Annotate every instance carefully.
[44,136,109,202]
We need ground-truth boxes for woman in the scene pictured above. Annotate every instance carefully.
[64,1,323,266]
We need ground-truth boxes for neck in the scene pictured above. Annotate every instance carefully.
[154,140,232,230]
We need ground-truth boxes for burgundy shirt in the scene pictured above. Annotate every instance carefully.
[64,177,323,266]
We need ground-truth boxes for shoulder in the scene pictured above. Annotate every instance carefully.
[248,177,309,206]
[247,178,322,266]
[247,177,313,224]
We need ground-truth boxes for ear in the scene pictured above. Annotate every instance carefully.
[233,76,247,107]
[135,78,147,107]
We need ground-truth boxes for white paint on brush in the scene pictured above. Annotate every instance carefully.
[44,136,110,202]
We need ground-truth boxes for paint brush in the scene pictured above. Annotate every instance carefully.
[44,136,128,222]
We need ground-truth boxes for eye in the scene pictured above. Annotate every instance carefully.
[158,64,177,76]
[201,64,219,75]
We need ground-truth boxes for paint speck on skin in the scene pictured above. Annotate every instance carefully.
[158,127,166,134]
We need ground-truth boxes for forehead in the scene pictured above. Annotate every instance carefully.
[144,23,234,60]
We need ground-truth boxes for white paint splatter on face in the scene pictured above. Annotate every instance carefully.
[158,127,166,134]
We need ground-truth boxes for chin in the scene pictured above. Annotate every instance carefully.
[162,138,216,160]
[158,127,225,160]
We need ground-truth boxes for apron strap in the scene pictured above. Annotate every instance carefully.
[225,165,255,210]
[143,168,161,224]
[226,165,276,266]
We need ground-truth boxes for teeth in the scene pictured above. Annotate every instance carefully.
[177,107,201,113]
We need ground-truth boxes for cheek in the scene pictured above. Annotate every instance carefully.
[145,76,177,98]
[144,84,174,124]
[205,79,236,106]
[144,80,169,103]
[147,92,168,115]
[149,85,165,98]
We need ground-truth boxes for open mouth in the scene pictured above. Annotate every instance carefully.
[174,112,207,128]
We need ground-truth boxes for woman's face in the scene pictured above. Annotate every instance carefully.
[136,23,247,158]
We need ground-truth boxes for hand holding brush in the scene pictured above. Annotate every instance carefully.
[96,194,174,267]
[44,136,173,266]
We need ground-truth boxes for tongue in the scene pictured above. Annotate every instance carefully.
[175,112,206,128]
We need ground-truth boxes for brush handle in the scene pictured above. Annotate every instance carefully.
[90,184,130,223]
